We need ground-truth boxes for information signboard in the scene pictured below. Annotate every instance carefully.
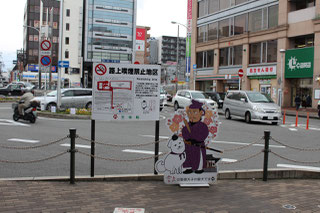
[92,63,161,121]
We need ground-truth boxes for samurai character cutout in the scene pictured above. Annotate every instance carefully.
[156,99,222,184]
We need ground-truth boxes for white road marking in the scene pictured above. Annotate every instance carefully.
[8,138,39,143]
[221,158,237,163]
[140,135,285,148]
[214,141,286,149]
[122,149,163,155]
[289,128,298,131]
[277,164,320,172]
[60,144,91,149]
[0,119,30,127]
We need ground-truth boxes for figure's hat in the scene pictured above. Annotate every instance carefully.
[189,99,203,109]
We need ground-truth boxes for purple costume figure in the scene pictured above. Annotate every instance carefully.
[182,100,209,174]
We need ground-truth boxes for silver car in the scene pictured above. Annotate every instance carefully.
[223,90,281,125]
[33,88,92,110]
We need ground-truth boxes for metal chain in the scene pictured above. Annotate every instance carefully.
[270,151,320,164]
[77,150,168,162]
[222,137,264,152]
[0,151,68,164]
[271,137,320,151]
[77,135,168,148]
[0,136,68,150]
[220,151,263,165]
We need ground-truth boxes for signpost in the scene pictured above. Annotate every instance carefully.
[238,69,244,91]
[58,60,70,68]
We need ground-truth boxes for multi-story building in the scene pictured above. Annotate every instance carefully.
[148,37,159,64]
[82,0,137,87]
[61,0,83,87]
[135,26,150,64]
[23,0,60,85]
[191,0,320,109]
[158,36,186,65]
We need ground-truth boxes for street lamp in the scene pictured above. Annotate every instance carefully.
[171,21,180,94]
[279,49,286,112]
[23,25,41,87]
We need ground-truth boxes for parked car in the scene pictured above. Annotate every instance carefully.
[172,90,218,111]
[32,88,92,110]
[160,87,168,106]
[0,83,25,96]
[222,90,281,125]
[205,91,224,108]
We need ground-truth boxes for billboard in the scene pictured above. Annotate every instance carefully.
[285,47,314,78]
[136,28,146,51]
[92,63,161,121]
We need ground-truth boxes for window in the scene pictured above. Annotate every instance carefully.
[66,9,70,17]
[65,51,69,59]
[208,0,219,14]
[196,52,204,68]
[268,5,278,28]
[207,50,214,67]
[219,0,230,10]
[198,0,207,18]
[248,9,262,32]
[65,37,69,45]
[249,40,278,64]
[220,46,242,66]
[234,14,247,35]
[219,19,230,38]
[208,22,218,41]
[66,23,70,31]
[196,50,214,68]
[235,0,247,5]
[197,25,207,43]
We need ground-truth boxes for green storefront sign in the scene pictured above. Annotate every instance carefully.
[285,47,314,78]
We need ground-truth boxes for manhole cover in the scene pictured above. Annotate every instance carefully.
[282,204,296,210]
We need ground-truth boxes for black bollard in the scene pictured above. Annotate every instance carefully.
[91,120,95,177]
[154,120,160,175]
[69,128,76,184]
[263,130,270,182]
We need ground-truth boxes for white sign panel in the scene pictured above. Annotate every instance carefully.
[136,40,145,51]
[92,63,161,121]
[247,66,277,76]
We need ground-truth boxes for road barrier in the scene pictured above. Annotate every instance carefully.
[1,128,320,183]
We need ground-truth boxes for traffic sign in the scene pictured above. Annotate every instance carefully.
[41,40,51,51]
[40,56,51,66]
[238,69,244,78]
[58,60,70,68]
[193,64,197,69]
[95,64,107,76]
[40,51,51,55]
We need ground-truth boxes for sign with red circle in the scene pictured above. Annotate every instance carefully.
[95,64,107,76]
[134,61,140,64]
[238,69,244,78]
[40,56,51,66]
[41,40,51,51]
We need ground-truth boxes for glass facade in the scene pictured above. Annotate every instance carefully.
[196,50,214,68]
[198,0,248,18]
[249,40,277,64]
[219,46,243,66]
[85,0,135,62]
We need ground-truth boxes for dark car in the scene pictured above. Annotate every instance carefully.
[205,91,224,108]
[0,83,25,96]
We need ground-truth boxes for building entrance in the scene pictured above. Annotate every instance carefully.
[290,79,313,107]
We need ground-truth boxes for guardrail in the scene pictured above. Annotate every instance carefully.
[1,129,320,183]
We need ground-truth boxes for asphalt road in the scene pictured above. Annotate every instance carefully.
[1,102,320,178]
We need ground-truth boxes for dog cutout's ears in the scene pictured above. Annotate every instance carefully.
[167,134,179,148]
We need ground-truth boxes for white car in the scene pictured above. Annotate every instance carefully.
[172,90,218,111]
[33,88,92,110]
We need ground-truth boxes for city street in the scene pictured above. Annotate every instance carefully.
[0,102,320,178]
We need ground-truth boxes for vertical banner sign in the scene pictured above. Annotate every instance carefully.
[155,100,221,184]
[186,0,192,81]
[92,63,161,121]
[136,28,146,51]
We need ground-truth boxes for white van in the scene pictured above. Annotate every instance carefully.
[222,90,281,125]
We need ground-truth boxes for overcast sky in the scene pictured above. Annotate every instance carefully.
[0,0,187,71]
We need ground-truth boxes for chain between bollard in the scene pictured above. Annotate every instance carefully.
[222,137,264,152]
[0,151,68,164]
[220,151,263,165]
[270,151,320,164]
[271,136,320,151]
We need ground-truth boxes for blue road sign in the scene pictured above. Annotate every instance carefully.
[58,61,70,68]
[193,64,197,69]
[40,56,51,66]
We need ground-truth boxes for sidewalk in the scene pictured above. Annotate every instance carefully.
[1,170,320,212]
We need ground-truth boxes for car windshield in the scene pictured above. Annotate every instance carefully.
[47,91,57,97]
[160,88,166,94]
[247,92,274,103]
[191,92,209,99]
[24,82,34,88]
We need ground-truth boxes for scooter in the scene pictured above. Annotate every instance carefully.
[12,100,39,123]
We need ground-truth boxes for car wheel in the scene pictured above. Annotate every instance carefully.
[46,103,57,111]
[272,122,278,125]
[86,102,92,110]
[225,109,231,119]
[174,102,179,111]
[245,112,251,123]
[13,113,19,121]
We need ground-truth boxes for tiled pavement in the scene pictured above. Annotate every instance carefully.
[1,179,320,212]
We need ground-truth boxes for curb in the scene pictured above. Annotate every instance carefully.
[37,111,90,120]
[1,169,319,182]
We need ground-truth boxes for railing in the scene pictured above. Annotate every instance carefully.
[1,129,320,183]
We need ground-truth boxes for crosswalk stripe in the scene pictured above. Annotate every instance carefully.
[8,138,39,143]
[277,163,320,172]
[60,144,91,149]
[122,149,163,155]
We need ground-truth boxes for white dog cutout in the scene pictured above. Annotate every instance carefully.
[156,135,186,174]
